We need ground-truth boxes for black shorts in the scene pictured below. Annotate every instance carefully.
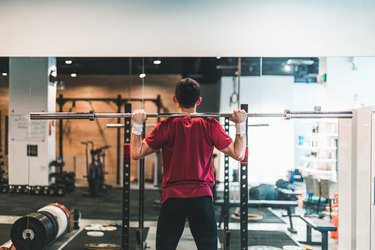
[156,196,217,250]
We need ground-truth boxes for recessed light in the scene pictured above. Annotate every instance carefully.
[71,73,77,77]
[2,73,7,77]
[284,65,291,72]
[153,60,161,65]
[139,73,146,78]
[65,60,73,65]
[216,56,221,59]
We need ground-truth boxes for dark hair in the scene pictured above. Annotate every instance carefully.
[175,78,201,108]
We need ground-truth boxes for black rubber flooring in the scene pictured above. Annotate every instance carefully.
[222,207,285,224]
[0,224,11,245]
[0,188,284,224]
[218,230,299,249]
[62,227,149,250]
[0,187,162,221]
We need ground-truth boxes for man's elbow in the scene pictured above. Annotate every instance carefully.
[230,152,244,161]
[131,153,141,161]
[235,153,245,161]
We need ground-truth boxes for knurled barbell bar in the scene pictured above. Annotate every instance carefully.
[105,123,270,128]
[29,110,353,120]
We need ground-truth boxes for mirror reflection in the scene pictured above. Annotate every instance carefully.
[0,56,371,249]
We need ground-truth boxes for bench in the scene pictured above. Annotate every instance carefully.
[298,215,337,250]
[214,199,299,233]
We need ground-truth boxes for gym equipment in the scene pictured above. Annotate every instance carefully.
[56,94,164,186]
[48,159,76,196]
[106,123,269,128]
[298,215,337,250]
[29,105,352,250]
[81,141,110,196]
[121,103,148,250]
[10,203,73,250]
[30,109,353,120]
[84,243,121,250]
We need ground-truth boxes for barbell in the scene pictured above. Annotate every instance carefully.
[105,123,270,128]
[29,110,353,120]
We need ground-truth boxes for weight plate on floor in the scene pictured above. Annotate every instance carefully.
[84,243,121,249]
[282,246,305,250]
[248,246,282,250]
[87,231,104,237]
[102,226,117,231]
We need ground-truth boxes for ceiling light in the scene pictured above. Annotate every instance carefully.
[287,59,314,65]
[65,60,73,65]
[139,73,146,78]
[2,73,7,77]
[284,65,291,72]
[153,60,161,65]
[71,73,77,77]
[216,56,221,59]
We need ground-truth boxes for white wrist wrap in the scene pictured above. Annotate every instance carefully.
[131,122,143,136]
[235,122,246,136]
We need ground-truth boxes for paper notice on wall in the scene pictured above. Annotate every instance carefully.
[10,113,46,141]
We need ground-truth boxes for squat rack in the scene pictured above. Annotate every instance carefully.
[30,108,353,250]
[56,94,163,185]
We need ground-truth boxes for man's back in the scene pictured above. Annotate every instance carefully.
[145,116,232,202]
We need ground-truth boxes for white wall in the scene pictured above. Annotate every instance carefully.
[219,76,295,185]
[322,57,375,109]
[1,0,375,56]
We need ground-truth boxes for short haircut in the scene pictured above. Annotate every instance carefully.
[175,78,201,109]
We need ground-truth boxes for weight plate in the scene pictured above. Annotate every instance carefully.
[86,231,104,237]
[248,246,282,250]
[84,243,121,250]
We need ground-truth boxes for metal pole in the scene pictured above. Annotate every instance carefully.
[240,104,248,250]
[122,103,132,250]
[116,95,122,186]
[137,122,146,250]
[30,110,353,120]
[57,94,64,159]
[237,57,241,109]
[223,117,230,250]
[156,95,162,187]
[106,123,269,128]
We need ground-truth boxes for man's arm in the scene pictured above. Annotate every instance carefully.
[130,109,157,160]
[131,134,157,160]
[220,134,246,161]
[218,109,247,161]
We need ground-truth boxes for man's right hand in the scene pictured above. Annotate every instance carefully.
[229,109,247,124]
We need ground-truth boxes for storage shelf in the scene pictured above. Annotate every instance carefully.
[298,146,337,151]
[301,156,337,163]
[308,133,338,137]
[298,167,336,181]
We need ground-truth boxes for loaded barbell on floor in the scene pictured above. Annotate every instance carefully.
[10,203,74,250]
[30,110,353,120]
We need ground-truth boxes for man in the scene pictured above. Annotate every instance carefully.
[131,78,246,250]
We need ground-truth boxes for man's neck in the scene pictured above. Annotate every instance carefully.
[178,106,196,114]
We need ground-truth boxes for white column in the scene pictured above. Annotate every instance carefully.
[9,57,56,186]
[355,106,375,250]
[338,113,356,250]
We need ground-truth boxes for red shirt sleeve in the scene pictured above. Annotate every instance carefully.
[209,118,232,150]
[145,119,169,150]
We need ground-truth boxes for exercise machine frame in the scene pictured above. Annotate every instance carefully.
[56,94,163,185]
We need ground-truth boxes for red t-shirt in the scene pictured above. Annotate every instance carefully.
[145,116,232,203]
